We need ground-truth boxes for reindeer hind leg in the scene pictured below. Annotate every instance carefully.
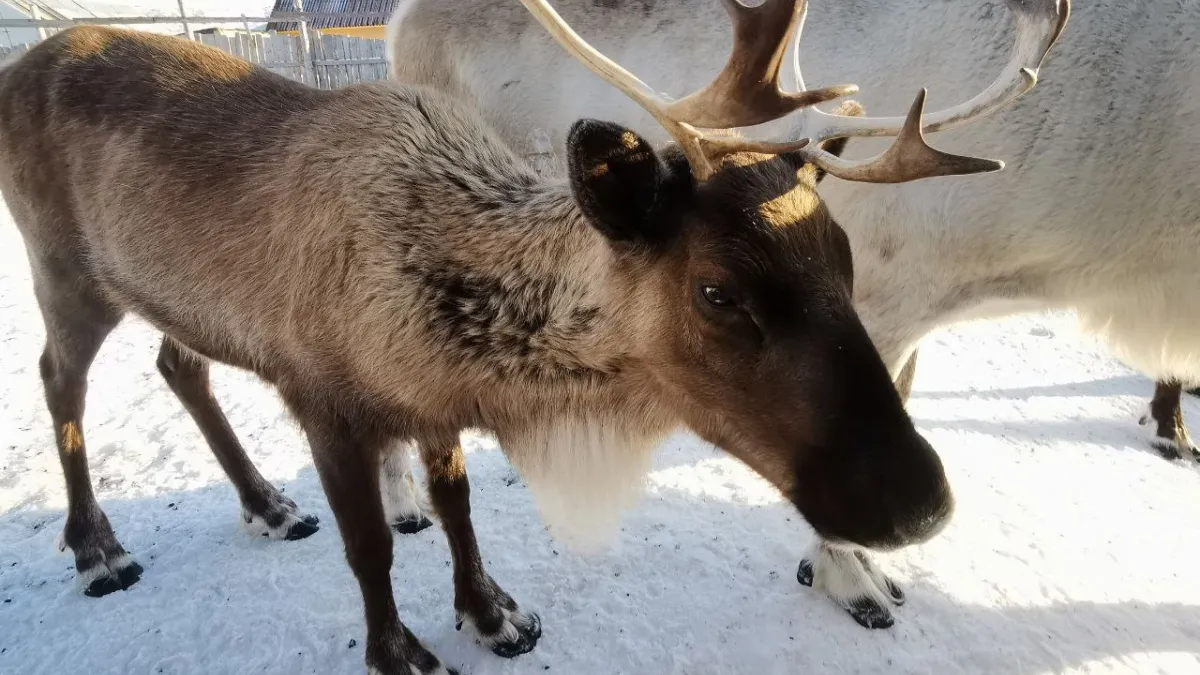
[156,336,319,540]
[28,248,141,596]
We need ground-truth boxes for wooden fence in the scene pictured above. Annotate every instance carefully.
[0,30,389,89]
[196,32,389,88]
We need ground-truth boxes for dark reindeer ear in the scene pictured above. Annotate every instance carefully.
[788,100,862,185]
[811,136,851,184]
[566,119,687,245]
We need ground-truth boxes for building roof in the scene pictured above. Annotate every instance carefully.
[266,0,396,32]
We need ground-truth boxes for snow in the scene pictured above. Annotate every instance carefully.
[2,203,1200,675]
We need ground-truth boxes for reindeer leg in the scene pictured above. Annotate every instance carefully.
[32,264,142,597]
[156,337,318,540]
[380,440,434,535]
[303,416,455,675]
[797,539,901,629]
[794,348,918,624]
[417,432,542,658]
[1140,379,1199,460]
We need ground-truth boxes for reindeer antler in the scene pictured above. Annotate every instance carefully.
[663,0,857,129]
[519,0,1070,183]
[787,0,1072,182]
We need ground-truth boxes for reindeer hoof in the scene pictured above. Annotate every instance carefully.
[796,558,814,587]
[285,515,320,540]
[83,559,143,597]
[1150,437,1199,461]
[489,612,542,659]
[1154,440,1184,460]
[847,597,894,630]
[392,515,434,535]
[883,576,906,604]
[84,576,123,598]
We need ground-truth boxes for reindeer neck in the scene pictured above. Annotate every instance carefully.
[343,165,647,413]
[426,180,637,381]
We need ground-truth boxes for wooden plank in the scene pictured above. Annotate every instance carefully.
[65,30,389,87]
[338,34,351,88]
[312,31,326,88]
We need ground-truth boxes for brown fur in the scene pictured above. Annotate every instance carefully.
[0,27,952,673]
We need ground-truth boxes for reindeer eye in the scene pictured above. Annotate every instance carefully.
[701,285,735,308]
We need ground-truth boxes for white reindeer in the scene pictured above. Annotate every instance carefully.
[385,0,1200,629]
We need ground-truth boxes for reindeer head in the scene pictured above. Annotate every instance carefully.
[526,0,1069,549]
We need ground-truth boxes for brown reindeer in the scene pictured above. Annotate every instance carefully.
[0,9,1024,670]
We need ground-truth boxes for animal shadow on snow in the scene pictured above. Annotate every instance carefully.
[911,375,1151,403]
[1,448,1198,674]
[910,374,1200,463]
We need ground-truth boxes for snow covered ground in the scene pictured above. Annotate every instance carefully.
[1,204,1199,675]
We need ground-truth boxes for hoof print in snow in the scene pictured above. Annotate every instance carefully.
[796,558,814,587]
[847,597,893,630]
[489,612,542,659]
[392,515,434,535]
[83,560,143,598]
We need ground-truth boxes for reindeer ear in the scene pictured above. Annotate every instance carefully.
[567,119,686,245]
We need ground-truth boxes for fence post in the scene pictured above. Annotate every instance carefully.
[176,0,192,40]
[294,0,317,86]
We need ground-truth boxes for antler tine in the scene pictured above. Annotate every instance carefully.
[516,0,672,129]
[518,0,722,178]
[784,0,1070,183]
[798,89,1005,183]
[664,0,858,130]
[519,0,859,181]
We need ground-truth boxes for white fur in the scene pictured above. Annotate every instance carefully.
[854,548,904,606]
[388,0,1200,617]
[383,0,418,81]
[380,440,432,524]
[457,606,537,649]
[55,529,137,590]
[803,541,892,615]
[239,507,307,540]
[76,552,134,590]
[501,416,667,553]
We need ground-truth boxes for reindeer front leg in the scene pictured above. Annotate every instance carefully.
[416,431,542,657]
[795,349,917,629]
[1140,379,1200,460]
[797,541,905,629]
[302,415,455,675]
